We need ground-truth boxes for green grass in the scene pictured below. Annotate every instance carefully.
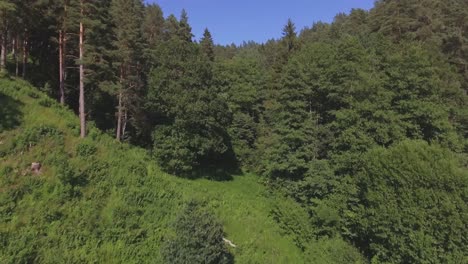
[163,173,306,263]
[0,77,310,263]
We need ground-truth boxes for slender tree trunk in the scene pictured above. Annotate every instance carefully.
[116,91,123,141]
[59,30,65,105]
[22,30,27,78]
[122,109,127,140]
[14,35,18,77]
[116,66,123,141]
[0,31,6,72]
[79,16,86,138]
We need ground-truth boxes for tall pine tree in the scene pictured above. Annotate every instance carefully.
[110,0,144,141]
[200,28,215,62]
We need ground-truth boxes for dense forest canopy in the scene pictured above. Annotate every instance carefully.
[0,0,467,263]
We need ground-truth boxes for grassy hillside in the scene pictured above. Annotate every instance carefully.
[0,77,361,263]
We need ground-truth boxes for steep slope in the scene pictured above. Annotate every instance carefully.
[0,77,323,263]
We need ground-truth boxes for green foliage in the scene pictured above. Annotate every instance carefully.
[13,125,62,151]
[304,237,367,264]
[38,97,55,107]
[0,78,316,264]
[200,28,215,61]
[213,56,265,167]
[1,0,467,262]
[162,201,233,264]
[348,140,467,263]
[147,38,233,175]
[0,92,23,133]
[75,141,97,157]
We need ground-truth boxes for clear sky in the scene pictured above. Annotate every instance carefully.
[145,0,376,45]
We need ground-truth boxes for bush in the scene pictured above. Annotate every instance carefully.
[13,125,62,150]
[152,126,198,175]
[27,91,39,99]
[38,97,55,107]
[76,142,97,157]
[348,140,468,263]
[161,201,233,264]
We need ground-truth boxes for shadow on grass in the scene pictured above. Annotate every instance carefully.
[0,92,23,133]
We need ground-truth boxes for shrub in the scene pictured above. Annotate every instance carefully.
[348,140,468,263]
[152,126,198,175]
[161,201,233,264]
[13,125,62,150]
[76,142,97,157]
[27,91,39,99]
[38,97,55,107]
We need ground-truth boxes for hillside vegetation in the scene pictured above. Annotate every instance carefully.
[0,0,467,263]
[0,77,365,263]
[0,79,296,263]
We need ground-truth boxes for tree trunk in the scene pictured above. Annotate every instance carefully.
[122,109,127,140]
[59,30,65,105]
[116,89,123,141]
[22,30,27,78]
[14,35,18,77]
[116,71,123,142]
[79,17,86,138]
[1,31,6,72]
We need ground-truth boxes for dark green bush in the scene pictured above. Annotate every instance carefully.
[162,201,233,264]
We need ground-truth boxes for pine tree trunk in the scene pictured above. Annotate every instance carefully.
[122,109,127,140]
[116,65,124,141]
[116,90,123,141]
[0,31,6,72]
[22,31,27,78]
[59,30,65,105]
[14,35,18,77]
[79,18,86,138]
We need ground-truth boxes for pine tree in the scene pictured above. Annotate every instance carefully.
[0,0,15,72]
[79,0,86,138]
[178,9,193,42]
[200,28,215,61]
[163,14,179,41]
[142,3,164,48]
[110,0,144,141]
[282,18,297,53]
[47,0,79,105]
[257,57,318,179]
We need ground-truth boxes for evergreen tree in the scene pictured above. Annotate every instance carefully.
[257,57,318,179]
[46,0,80,105]
[282,18,297,53]
[110,0,144,141]
[77,0,113,138]
[178,9,193,42]
[200,28,215,61]
[147,36,232,175]
[0,0,15,72]
[141,3,164,48]
[163,14,179,41]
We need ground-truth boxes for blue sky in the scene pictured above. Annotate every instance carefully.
[145,0,375,45]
